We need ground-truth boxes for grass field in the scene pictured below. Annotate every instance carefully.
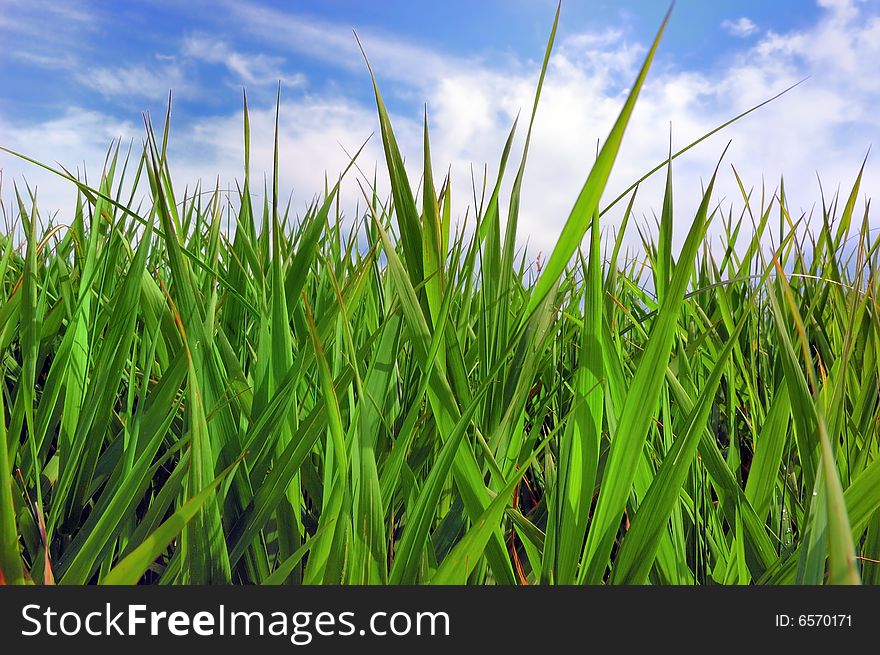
[0,7,878,585]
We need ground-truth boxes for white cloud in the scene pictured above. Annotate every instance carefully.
[0,109,141,228]
[168,95,387,220]
[77,62,189,101]
[11,50,78,70]
[0,0,97,35]
[816,0,862,21]
[0,98,386,238]
[0,0,101,70]
[182,35,306,88]
[721,17,759,38]
[222,0,474,89]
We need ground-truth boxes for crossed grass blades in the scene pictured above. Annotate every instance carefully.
[0,5,877,585]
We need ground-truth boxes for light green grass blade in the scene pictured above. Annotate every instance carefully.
[580,149,723,584]
[612,296,755,583]
[521,6,672,325]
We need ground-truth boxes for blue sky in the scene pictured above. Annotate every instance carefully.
[1,0,878,253]
[1,0,825,118]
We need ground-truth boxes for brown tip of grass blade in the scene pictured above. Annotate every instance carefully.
[36,505,54,585]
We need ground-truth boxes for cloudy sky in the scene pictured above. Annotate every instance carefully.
[1,0,878,255]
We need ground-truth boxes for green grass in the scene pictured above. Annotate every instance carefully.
[0,6,877,585]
